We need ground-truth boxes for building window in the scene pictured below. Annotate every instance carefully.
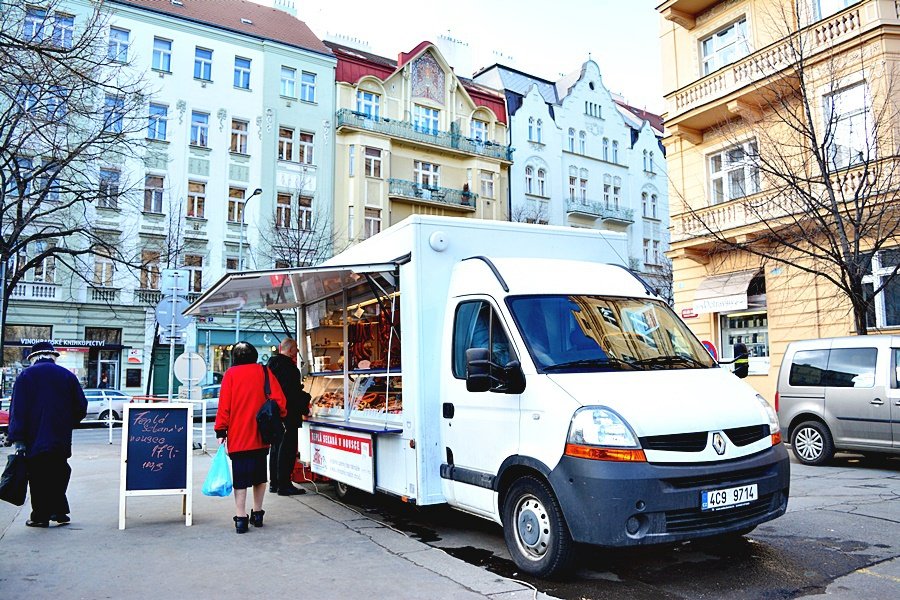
[52,13,74,49]
[702,18,749,75]
[642,192,648,216]
[32,251,55,283]
[300,71,316,102]
[536,119,543,143]
[230,119,248,154]
[234,57,251,89]
[649,151,656,173]
[528,117,534,141]
[651,194,658,218]
[720,306,769,375]
[194,47,213,81]
[148,103,167,140]
[643,150,648,171]
[348,145,355,177]
[537,169,546,196]
[227,187,245,223]
[568,128,575,152]
[579,130,586,154]
[152,38,172,72]
[94,250,114,287]
[99,168,120,209]
[825,83,871,170]
[281,66,296,97]
[298,196,313,230]
[276,193,291,228]
[364,147,382,178]
[144,175,164,213]
[184,254,203,292]
[709,141,759,204]
[603,175,611,208]
[299,133,314,165]
[815,0,853,20]
[612,140,619,163]
[579,175,588,201]
[104,95,124,133]
[568,176,577,200]
[603,138,609,161]
[613,177,621,209]
[652,241,660,264]
[525,166,534,194]
[356,90,380,119]
[414,105,439,135]
[414,161,440,188]
[187,181,205,218]
[190,111,209,147]
[226,257,239,271]
[23,7,47,42]
[278,127,294,161]
[348,206,355,239]
[364,208,381,239]
[643,239,651,263]
[480,171,494,199]
[39,162,60,202]
[108,27,129,62]
[863,249,900,328]
[140,250,161,289]
[8,156,33,197]
[471,119,488,142]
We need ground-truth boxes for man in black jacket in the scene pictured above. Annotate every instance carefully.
[8,341,88,527]
[266,338,310,495]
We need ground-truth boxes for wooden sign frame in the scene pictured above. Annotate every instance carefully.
[119,402,194,529]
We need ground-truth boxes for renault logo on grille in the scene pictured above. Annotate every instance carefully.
[712,432,727,455]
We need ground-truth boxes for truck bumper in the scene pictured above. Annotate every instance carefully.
[547,444,790,547]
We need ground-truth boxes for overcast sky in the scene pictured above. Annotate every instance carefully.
[278,0,664,113]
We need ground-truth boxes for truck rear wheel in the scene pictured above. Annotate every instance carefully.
[502,475,573,578]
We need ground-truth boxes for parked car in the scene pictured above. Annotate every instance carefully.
[193,384,220,419]
[0,408,9,446]
[777,335,900,465]
[84,389,131,423]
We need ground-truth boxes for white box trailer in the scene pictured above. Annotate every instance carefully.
[187,216,789,577]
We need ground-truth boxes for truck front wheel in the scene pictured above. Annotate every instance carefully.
[502,475,573,578]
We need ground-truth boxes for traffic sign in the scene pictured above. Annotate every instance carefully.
[178,385,202,401]
[701,340,718,361]
[174,352,206,384]
[161,269,190,296]
[159,332,187,345]
[155,297,193,330]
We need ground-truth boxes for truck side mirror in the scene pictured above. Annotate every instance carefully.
[503,360,526,394]
[732,343,749,379]
[465,348,492,392]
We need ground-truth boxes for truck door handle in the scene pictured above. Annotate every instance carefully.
[870,398,884,405]
[442,403,454,419]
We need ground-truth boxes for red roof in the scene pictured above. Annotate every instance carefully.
[326,40,508,125]
[615,100,664,132]
[112,0,332,56]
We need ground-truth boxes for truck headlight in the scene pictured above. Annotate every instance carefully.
[564,407,646,462]
[756,394,782,445]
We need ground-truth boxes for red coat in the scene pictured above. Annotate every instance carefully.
[215,364,287,454]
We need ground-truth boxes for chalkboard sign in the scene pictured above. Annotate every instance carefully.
[119,403,193,529]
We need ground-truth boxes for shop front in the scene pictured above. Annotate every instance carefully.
[196,329,287,380]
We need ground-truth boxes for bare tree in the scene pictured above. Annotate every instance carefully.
[258,191,335,268]
[0,1,151,360]
[508,200,549,224]
[673,2,900,334]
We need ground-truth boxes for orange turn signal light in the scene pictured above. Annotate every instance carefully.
[564,443,647,462]
[771,431,782,446]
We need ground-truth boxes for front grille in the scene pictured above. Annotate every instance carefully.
[662,464,772,490]
[640,431,707,452]
[725,425,769,447]
[665,494,774,533]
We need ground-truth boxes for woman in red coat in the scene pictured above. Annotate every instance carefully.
[214,342,287,533]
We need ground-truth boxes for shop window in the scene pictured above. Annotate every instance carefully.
[719,274,769,375]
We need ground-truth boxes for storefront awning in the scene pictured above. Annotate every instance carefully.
[184,263,401,317]
[693,269,760,314]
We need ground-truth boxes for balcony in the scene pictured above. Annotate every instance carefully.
[134,289,202,305]
[566,199,635,224]
[336,109,513,162]
[387,179,477,211]
[666,3,875,133]
[658,0,721,30]
[10,281,60,301]
[89,287,120,303]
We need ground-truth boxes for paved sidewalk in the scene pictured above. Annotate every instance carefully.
[0,434,550,600]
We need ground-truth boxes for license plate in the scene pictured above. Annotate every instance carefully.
[701,483,757,511]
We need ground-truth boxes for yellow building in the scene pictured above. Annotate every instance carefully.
[658,0,900,400]
[326,40,511,247]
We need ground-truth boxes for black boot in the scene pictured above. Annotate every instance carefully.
[250,509,265,528]
[233,515,249,534]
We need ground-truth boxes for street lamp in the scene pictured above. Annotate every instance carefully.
[235,187,262,343]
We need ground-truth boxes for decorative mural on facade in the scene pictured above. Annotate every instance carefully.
[411,52,445,105]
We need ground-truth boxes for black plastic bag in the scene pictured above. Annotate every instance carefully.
[0,452,27,506]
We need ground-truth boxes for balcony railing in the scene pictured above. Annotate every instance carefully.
[566,199,634,224]
[134,289,201,305]
[10,281,59,300]
[336,109,513,162]
[89,287,120,303]
[387,178,477,210]
[668,3,868,122]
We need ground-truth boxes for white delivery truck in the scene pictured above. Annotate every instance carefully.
[187,216,789,577]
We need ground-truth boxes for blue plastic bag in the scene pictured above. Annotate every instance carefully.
[202,444,233,497]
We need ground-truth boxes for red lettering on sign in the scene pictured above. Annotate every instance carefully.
[310,430,371,456]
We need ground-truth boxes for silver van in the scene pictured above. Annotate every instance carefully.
[777,335,900,465]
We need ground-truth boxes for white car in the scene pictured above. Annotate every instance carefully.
[193,384,220,419]
[83,389,130,423]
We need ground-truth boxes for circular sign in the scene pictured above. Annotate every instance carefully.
[701,340,718,362]
[174,352,207,384]
[155,297,193,330]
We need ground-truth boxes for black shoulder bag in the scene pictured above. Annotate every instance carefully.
[256,366,285,444]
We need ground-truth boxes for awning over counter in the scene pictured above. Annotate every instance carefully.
[184,262,401,316]
[693,269,760,314]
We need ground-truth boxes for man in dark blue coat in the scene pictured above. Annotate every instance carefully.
[8,341,87,527]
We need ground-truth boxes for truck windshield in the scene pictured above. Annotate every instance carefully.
[507,295,717,373]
